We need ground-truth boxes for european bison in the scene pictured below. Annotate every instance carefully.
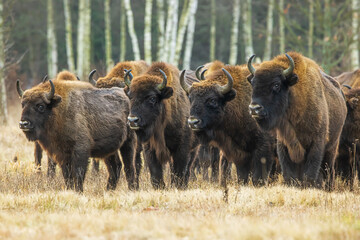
[180,65,275,186]
[191,144,220,182]
[89,60,149,88]
[17,78,137,192]
[124,62,195,189]
[336,87,360,183]
[335,69,360,88]
[247,52,347,188]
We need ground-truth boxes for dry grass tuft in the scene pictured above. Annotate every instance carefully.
[1,110,360,239]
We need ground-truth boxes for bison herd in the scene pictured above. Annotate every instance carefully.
[15,52,360,192]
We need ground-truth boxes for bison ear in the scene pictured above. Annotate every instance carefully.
[348,97,359,109]
[50,94,62,107]
[160,87,173,99]
[285,73,298,87]
[224,89,236,102]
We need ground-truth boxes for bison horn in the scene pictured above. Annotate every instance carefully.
[195,65,204,80]
[180,70,191,93]
[218,68,234,94]
[283,53,295,78]
[200,69,207,80]
[76,75,80,80]
[45,80,55,100]
[157,69,167,90]
[42,75,48,83]
[124,69,133,87]
[343,84,352,90]
[16,80,24,97]
[88,69,97,86]
[247,55,256,75]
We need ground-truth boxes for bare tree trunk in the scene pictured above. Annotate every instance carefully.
[156,0,165,61]
[47,0,58,78]
[242,0,254,61]
[322,0,331,72]
[144,0,153,64]
[263,0,274,61]
[64,0,75,72]
[183,0,198,69]
[0,0,7,124]
[174,0,191,66]
[168,0,179,64]
[83,0,91,79]
[105,0,114,72]
[308,0,314,58]
[77,0,85,78]
[210,0,216,61]
[279,0,285,53]
[120,0,126,62]
[229,0,240,65]
[351,0,360,70]
[124,0,140,60]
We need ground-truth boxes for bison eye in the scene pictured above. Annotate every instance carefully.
[37,104,45,113]
[208,98,218,108]
[148,96,157,104]
[272,83,280,92]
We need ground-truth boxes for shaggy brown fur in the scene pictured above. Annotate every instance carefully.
[19,80,137,192]
[55,71,78,81]
[184,65,275,186]
[95,61,149,88]
[249,52,347,188]
[336,88,360,182]
[335,69,360,88]
[126,62,195,189]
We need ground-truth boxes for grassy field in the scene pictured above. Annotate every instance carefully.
[1,112,360,239]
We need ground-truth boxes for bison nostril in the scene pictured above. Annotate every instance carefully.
[249,104,263,112]
[128,116,139,123]
[188,118,200,125]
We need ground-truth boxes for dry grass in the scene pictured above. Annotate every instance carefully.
[1,110,360,239]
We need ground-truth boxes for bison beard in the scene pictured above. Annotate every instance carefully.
[17,79,137,192]
[180,65,275,186]
[125,62,195,189]
[248,52,347,188]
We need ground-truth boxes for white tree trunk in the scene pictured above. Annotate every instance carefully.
[105,0,114,72]
[0,0,7,124]
[351,0,360,70]
[47,0,58,78]
[77,0,85,78]
[174,0,191,66]
[144,0,153,64]
[263,0,274,61]
[228,0,240,65]
[308,0,314,58]
[279,0,285,54]
[156,0,165,61]
[120,0,126,62]
[183,0,198,69]
[168,0,179,64]
[64,0,75,72]
[124,0,141,60]
[242,0,254,61]
[83,0,91,79]
[210,0,216,61]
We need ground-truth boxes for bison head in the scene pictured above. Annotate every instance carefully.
[17,80,62,141]
[124,69,173,143]
[247,53,298,130]
[180,68,236,143]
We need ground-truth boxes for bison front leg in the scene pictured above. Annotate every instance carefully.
[61,161,74,190]
[120,137,137,190]
[303,140,325,188]
[72,155,89,192]
[211,147,220,183]
[47,156,56,178]
[220,156,229,187]
[251,146,274,186]
[104,154,122,190]
[34,142,42,172]
[277,141,299,185]
[134,141,143,189]
[144,144,165,189]
[172,148,190,189]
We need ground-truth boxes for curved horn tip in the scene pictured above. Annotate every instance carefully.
[283,53,295,77]
[16,79,24,97]
[157,69,167,90]
[88,69,97,85]
[219,68,234,94]
[180,69,191,93]
[42,75,48,83]
[124,69,133,87]
[247,55,256,75]
[195,65,204,80]
[46,80,55,100]
[200,69,207,80]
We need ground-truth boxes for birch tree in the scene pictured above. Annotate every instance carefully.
[279,0,285,53]
[63,0,75,72]
[0,0,7,124]
[210,0,216,61]
[156,0,165,61]
[308,0,314,58]
[174,0,191,66]
[183,0,198,69]
[263,0,274,60]
[144,0,153,63]
[229,0,240,65]
[168,0,179,64]
[350,0,360,70]
[47,0,58,78]
[124,0,140,60]
[322,0,331,72]
[120,0,126,62]
[77,0,92,79]
[105,0,114,72]
[242,0,254,61]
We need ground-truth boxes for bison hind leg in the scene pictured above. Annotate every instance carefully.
[144,144,165,190]
[104,154,122,190]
